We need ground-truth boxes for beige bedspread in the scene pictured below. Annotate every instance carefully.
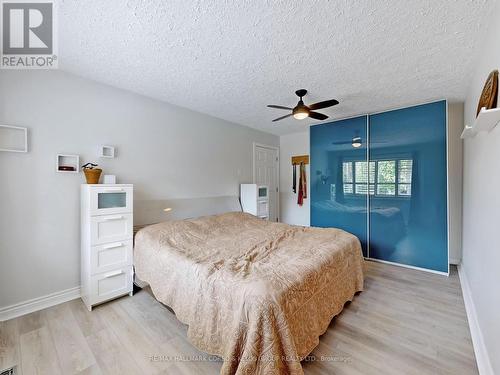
[134,212,364,375]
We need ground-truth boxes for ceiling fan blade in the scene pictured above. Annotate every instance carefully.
[267,105,292,110]
[308,99,339,110]
[272,114,292,122]
[309,111,328,120]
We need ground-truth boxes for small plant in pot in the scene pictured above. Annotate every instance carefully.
[82,163,102,184]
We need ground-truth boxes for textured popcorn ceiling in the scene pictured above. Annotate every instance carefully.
[59,0,494,135]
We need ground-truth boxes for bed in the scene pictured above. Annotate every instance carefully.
[134,211,364,375]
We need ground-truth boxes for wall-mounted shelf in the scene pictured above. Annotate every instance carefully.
[461,107,500,138]
[56,154,79,173]
[100,145,115,158]
[460,126,476,139]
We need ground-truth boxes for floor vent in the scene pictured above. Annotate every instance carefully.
[0,366,16,375]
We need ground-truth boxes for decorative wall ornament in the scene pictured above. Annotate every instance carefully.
[476,70,498,116]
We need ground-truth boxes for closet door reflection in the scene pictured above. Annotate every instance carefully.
[310,116,368,256]
[369,101,448,272]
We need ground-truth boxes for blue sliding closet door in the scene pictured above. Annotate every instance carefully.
[310,116,368,256]
[369,101,448,272]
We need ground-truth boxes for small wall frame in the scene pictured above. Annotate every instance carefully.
[100,145,115,158]
[0,125,28,153]
[56,154,79,173]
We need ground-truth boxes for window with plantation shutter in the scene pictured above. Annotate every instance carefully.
[398,159,413,196]
[342,162,353,195]
[341,158,412,197]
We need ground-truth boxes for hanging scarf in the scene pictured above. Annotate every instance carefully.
[302,162,307,199]
[298,162,307,205]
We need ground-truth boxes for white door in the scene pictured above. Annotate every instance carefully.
[254,144,279,222]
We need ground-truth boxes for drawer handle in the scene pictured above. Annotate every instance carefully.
[102,215,124,221]
[102,242,124,249]
[104,270,123,278]
[103,189,125,193]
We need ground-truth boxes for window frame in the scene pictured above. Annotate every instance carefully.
[342,158,412,198]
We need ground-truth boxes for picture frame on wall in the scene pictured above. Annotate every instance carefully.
[0,125,28,153]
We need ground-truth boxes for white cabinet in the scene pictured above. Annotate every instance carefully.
[240,184,269,220]
[81,184,133,310]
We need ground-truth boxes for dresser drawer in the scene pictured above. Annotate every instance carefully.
[90,266,133,306]
[89,186,133,216]
[90,240,133,275]
[90,214,133,245]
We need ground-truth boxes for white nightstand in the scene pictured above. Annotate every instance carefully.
[80,184,134,311]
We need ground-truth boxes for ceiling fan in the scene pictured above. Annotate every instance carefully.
[331,131,389,148]
[267,89,339,122]
[332,136,363,148]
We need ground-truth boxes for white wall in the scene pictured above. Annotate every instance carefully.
[462,4,500,373]
[279,104,464,263]
[0,70,278,310]
[279,132,310,226]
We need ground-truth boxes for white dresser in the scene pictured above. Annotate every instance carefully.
[81,184,134,311]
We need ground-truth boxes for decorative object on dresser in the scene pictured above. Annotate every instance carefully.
[240,183,269,220]
[103,174,116,184]
[0,124,28,152]
[82,162,102,184]
[80,184,134,311]
[476,69,498,116]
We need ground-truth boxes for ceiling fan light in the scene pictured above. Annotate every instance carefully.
[293,105,309,120]
[352,137,362,148]
[293,111,309,120]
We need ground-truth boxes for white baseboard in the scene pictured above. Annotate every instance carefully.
[457,265,494,375]
[449,257,461,265]
[0,286,81,322]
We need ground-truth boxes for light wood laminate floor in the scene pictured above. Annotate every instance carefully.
[0,261,478,375]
